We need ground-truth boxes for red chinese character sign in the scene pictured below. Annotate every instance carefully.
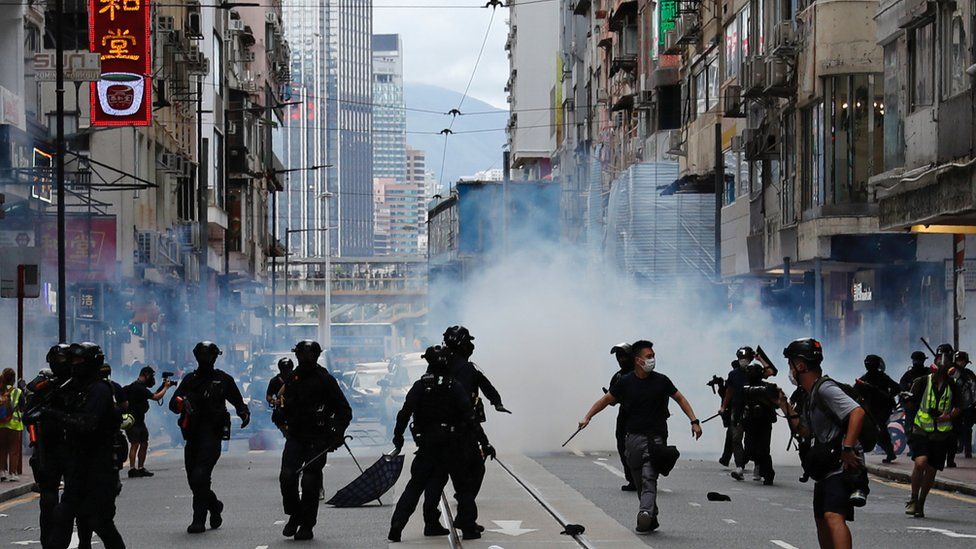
[88,0,151,126]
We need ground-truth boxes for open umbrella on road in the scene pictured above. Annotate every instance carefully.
[326,451,404,507]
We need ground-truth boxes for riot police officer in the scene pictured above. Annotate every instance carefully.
[720,347,753,478]
[277,341,352,541]
[609,343,636,490]
[855,355,901,463]
[23,344,73,548]
[52,342,126,548]
[388,345,488,542]
[738,362,785,485]
[169,342,250,534]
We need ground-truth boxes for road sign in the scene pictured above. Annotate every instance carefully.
[33,52,102,82]
[0,247,40,298]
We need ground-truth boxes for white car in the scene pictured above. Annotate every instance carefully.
[378,353,428,434]
[347,365,389,421]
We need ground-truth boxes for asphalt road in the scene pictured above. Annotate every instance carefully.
[3,442,976,548]
[533,450,976,548]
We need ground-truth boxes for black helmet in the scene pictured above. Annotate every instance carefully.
[610,342,632,356]
[736,346,756,361]
[422,345,451,371]
[864,354,885,372]
[783,338,823,365]
[745,362,764,382]
[292,340,323,355]
[955,351,971,365]
[192,341,222,359]
[69,342,105,377]
[443,326,474,349]
[936,343,954,356]
[911,351,927,362]
[277,357,295,371]
[46,343,72,377]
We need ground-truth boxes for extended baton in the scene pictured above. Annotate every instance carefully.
[920,337,937,358]
[700,412,722,424]
[562,426,584,447]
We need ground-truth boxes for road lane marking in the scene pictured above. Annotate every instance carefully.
[273,520,286,525]
[256,546,269,549]
[592,460,626,479]
[769,502,783,507]
[660,488,673,493]
[487,520,538,537]
[688,502,701,507]
[871,476,976,505]
[149,450,169,458]
[0,493,38,512]
[249,450,266,454]
[770,541,800,549]
[570,448,584,457]
[907,526,976,539]
[723,519,737,524]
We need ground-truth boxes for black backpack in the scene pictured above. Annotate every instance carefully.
[810,376,879,451]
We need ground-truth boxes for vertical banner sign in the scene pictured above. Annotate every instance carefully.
[89,0,152,126]
[658,0,678,47]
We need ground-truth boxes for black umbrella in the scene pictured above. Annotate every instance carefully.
[326,451,405,507]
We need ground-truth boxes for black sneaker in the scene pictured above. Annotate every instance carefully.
[947,461,957,468]
[621,483,637,492]
[636,511,654,533]
[186,521,206,534]
[283,516,301,537]
[127,468,140,478]
[387,527,402,543]
[424,524,450,537]
[719,456,731,467]
[138,468,154,477]
[294,526,314,540]
[461,529,481,540]
[730,468,745,481]
[209,500,223,529]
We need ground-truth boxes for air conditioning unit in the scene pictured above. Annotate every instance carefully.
[730,134,744,153]
[229,19,245,33]
[666,129,686,156]
[771,21,797,56]
[135,231,157,265]
[742,56,767,97]
[159,153,179,173]
[764,57,793,97]
[676,14,701,44]
[186,11,203,40]
[157,16,175,32]
[723,85,744,117]
[663,29,682,55]
[163,30,182,47]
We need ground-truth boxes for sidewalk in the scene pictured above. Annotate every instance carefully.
[0,469,36,504]
[866,453,976,497]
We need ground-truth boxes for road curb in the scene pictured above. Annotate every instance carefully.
[866,464,976,497]
[0,482,36,504]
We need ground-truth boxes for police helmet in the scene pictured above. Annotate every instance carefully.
[192,341,222,359]
[292,340,323,355]
[610,342,632,356]
[955,351,971,365]
[69,342,105,376]
[46,343,72,377]
[443,326,474,348]
[736,346,756,361]
[422,345,451,370]
[864,354,885,372]
[911,351,927,362]
[744,362,764,382]
[936,343,954,356]
[277,357,295,371]
[783,338,824,365]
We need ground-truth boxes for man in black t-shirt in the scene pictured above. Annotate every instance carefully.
[123,366,175,478]
[579,340,703,534]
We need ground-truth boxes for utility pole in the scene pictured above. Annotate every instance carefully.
[197,77,208,317]
[502,150,510,256]
[55,0,67,341]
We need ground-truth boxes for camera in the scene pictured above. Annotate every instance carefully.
[161,371,178,385]
[706,375,725,394]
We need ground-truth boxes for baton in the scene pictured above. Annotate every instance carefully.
[701,412,722,424]
[920,337,937,358]
[562,426,584,447]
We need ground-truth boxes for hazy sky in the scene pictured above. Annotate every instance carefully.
[374,3,509,109]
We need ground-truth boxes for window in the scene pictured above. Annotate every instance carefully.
[910,21,934,110]
[694,55,719,116]
[782,109,796,224]
[825,74,883,205]
[213,32,224,96]
[724,149,736,205]
[883,43,904,170]
[943,4,971,98]
[724,21,739,82]
[213,130,224,208]
[802,103,824,210]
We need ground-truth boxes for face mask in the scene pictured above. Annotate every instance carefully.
[788,366,798,386]
[738,358,750,368]
[640,357,656,373]
[146,377,156,388]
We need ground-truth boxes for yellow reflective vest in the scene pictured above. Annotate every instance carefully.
[914,374,952,434]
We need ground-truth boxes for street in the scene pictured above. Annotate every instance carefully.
[2,441,976,548]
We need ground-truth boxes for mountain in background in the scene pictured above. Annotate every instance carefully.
[404,83,508,189]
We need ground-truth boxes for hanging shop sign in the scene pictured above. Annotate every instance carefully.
[88,0,152,126]
[852,270,876,311]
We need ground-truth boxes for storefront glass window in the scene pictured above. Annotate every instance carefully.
[826,74,883,205]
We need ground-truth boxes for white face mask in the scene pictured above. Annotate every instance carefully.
[788,367,798,386]
[640,356,656,373]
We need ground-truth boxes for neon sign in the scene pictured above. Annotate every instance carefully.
[88,0,151,126]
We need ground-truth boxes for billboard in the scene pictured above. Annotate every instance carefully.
[88,0,152,126]
[40,216,118,282]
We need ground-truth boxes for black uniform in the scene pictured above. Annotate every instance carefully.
[278,364,352,530]
[739,375,780,484]
[725,365,749,470]
[389,373,484,539]
[169,368,248,528]
[609,367,635,486]
[23,373,72,549]
[855,370,901,460]
[52,378,125,549]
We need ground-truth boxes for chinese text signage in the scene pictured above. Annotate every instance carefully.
[658,0,678,47]
[88,0,151,126]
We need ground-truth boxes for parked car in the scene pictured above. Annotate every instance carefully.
[378,352,428,434]
[346,363,388,421]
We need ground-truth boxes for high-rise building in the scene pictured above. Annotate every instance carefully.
[280,1,373,258]
[372,34,405,255]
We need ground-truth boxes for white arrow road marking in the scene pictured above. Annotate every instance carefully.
[592,460,626,479]
[660,488,673,493]
[688,502,701,507]
[10,542,41,546]
[487,520,538,537]
[273,520,286,525]
[770,541,800,549]
[723,518,737,524]
[908,526,976,539]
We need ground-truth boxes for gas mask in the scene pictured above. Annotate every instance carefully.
[639,356,656,373]
[738,358,750,368]
[145,376,156,388]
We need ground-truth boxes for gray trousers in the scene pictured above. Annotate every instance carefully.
[625,433,664,516]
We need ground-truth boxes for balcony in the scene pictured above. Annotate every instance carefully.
[609,53,637,77]
[597,29,614,49]
[609,71,636,111]
[572,0,591,15]
[608,0,638,31]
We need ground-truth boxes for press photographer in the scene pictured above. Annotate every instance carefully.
[123,366,176,478]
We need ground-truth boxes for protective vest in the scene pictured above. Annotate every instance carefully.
[0,387,23,431]
[411,374,458,445]
[914,375,953,433]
